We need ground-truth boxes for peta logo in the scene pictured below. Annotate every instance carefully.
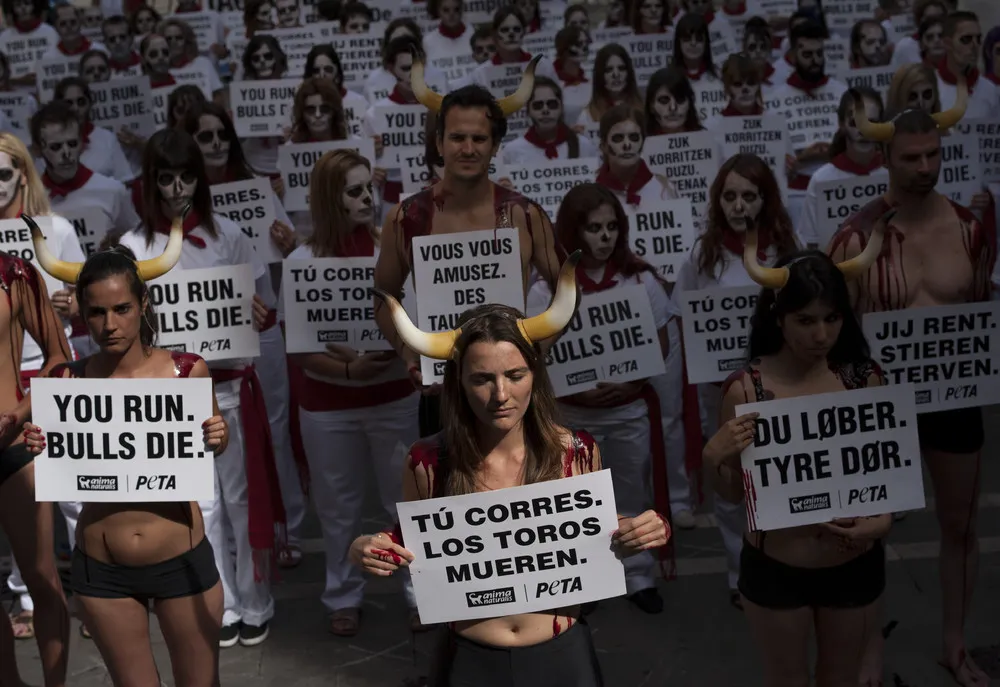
[77,475,118,491]
[135,475,177,490]
[566,370,597,386]
[317,330,348,343]
[465,587,515,608]
[788,493,831,513]
[847,485,887,504]
[535,577,582,598]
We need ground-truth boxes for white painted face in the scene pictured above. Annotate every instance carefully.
[439,0,462,27]
[528,85,561,130]
[39,121,82,181]
[61,85,91,123]
[156,167,197,215]
[744,35,770,66]
[566,9,588,30]
[568,31,590,60]
[719,171,763,232]
[81,6,103,29]
[680,31,706,64]
[310,54,338,82]
[0,152,23,212]
[303,94,332,135]
[341,164,374,224]
[472,37,496,63]
[603,55,628,95]
[54,6,80,40]
[250,43,277,78]
[276,0,298,27]
[391,52,413,85]
[195,114,230,168]
[103,22,132,61]
[921,23,945,62]
[254,1,275,29]
[726,75,760,109]
[12,0,34,21]
[844,96,880,153]
[581,204,618,263]
[134,10,157,36]
[495,14,524,52]
[342,13,369,33]
[651,86,689,131]
[81,55,110,83]
[905,79,936,112]
[143,36,171,74]
[164,25,186,61]
[639,0,663,26]
[602,119,643,164]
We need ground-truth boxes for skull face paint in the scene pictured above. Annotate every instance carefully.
[303,94,332,136]
[680,32,707,65]
[164,25,186,61]
[528,85,562,132]
[195,114,231,168]
[472,37,496,64]
[0,153,23,213]
[341,164,374,225]
[651,86,689,132]
[143,36,171,74]
[342,13,369,33]
[81,55,110,83]
[103,23,133,61]
[275,0,298,27]
[843,96,881,154]
[580,203,619,264]
[134,9,157,36]
[905,80,936,112]
[62,85,92,123]
[744,35,770,67]
[948,20,982,70]
[12,0,35,22]
[726,77,760,111]
[438,0,462,28]
[250,44,277,78]
[602,119,643,167]
[39,122,82,181]
[921,23,945,62]
[310,54,338,82]
[156,167,197,216]
[495,14,525,53]
[568,31,590,60]
[81,6,103,29]
[603,55,628,96]
[720,171,763,232]
[390,52,413,87]
[254,1,276,30]
[54,6,81,40]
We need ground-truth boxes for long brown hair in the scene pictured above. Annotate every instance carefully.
[306,149,377,257]
[290,77,348,142]
[529,76,580,157]
[698,154,797,278]
[440,304,566,496]
[586,43,643,121]
[139,128,216,246]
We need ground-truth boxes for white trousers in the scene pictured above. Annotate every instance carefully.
[199,404,275,628]
[559,402,656,594]
[255,326,305,546]
[299,392,420,612]
[699,383,745,591]
[647,318,693,515]
[7,500,82,612]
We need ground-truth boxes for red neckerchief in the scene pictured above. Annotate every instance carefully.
[553,58,587,85]
[722,226,769,260]
[937,57,980,92]
[686,63,707,81]
[42,165,94,198]
[339,85,348,99]
[986,72,1000,85]
[14,18,42,32]
[722,2,746,15]
[110,51,142,71]
[762,62,775,83]
[703,10,716,23]
[527,15,541,33]
[576,261,618,293]
[438,22,465,39]
[830,152,883,175]
[58,36,92,56]
[150,73,177,87]
[388,84,416,104]
[783,52,794,67]
[524,124,569,158]
[491,50,532,64]
[595,160,654,206]
[175,2,201,11]
[721,102,763,116]
[337,225,376,257]
[155,210,206,248]
[81,121,95,145]
[787,72,829,96]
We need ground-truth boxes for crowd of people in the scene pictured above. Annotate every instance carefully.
[0,0,997,685]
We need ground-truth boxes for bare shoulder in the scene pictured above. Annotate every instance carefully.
[561,428,602,476]
[828,197,890,257]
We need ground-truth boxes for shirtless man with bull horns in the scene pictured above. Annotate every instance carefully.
[373,53,566,437]
[828,74,996,687]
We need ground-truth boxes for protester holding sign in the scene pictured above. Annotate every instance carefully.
[116,129,284,649]
[130,5,161,44]
[159,18,224,102]
[302,45,369,139]
[354,272,669,684]
[502,75,598,164]
[935,11,998,119]
[421,0,472,62]
[575,44,644,134]
[704,227,889,687]
[366,19,448,104]
[0,0,56,86]
[829,89,996,686]
[25,217,229,687]
[743,19,779,90]
[595,104,678,206]
[52,77,134,184]
[138,32,176,90]
[235,35,289,191]
[675,153,800,607]
[101,15,142,77]
[889,0,948,67]
[44,2,107,60]
[643,66,704,136]
[673,13,720,84]
[79,49,112,84]
[549,25,590,125]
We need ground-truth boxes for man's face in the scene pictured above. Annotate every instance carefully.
[439,0,462,28]
[495,15,524,52]
[888,130,942,196]
[439,107,497,182]
[156,167,198,215]
[528,86,561,130]
[391,52,413,87]
[844,96,881,154]
[81,55,110,82]
[794,37,825,80]
[143,36,171,73]
[54,6,81,40]
[103,22,133,60]
[858,24,888,65]
[62,85,91,123]
[164,26,186,60]
[12,0,35,22]
[81,6,103,30]
[39,121,82,181]
[303,93,332,135]
[471,37,495,63]
[251,44,277,77]
[601,119,643,165]
[946,20,981,69]
[311,54,338,82]
[342,12,369,33]
[0,153,22,212]
[275,0,298,27]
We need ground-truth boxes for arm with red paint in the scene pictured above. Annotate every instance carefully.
[826,227,865,314]
[703,375,758,504]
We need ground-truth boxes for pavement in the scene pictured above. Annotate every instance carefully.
[4,406,1000,686]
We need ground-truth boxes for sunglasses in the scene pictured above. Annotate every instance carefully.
[157,171,197,186]
[195,128,231,144]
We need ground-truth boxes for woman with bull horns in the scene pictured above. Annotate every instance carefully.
[22,214,230,686]
[351,254,670,686]
[703,214,893,687]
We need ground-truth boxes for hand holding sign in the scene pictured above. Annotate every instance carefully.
[612,511,671,556]
[704,412,761,472]
[351,531,414,577]
[23,416,228,456]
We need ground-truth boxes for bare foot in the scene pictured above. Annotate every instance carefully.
[860,631,884,686]
[939,650,991,687]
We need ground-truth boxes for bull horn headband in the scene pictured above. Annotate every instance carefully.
[374,250,582,360]
[411,51,541,117]
[850,72,968,142]
[27,212,185,284]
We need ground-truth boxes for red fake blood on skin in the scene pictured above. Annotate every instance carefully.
[372,548,402,565]
[2,255,53,402]
[552,616,561,637]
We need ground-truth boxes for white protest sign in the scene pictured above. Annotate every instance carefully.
[229,78,297,138]
[814,174,889,250]
[715,114,790,199]
[176,11,219,52]
[151,85,179,131]
[0,32,52,77]
[400,155,506,194]
[429,51,479,83]
[644,131,719,219]
[0,216,68,294]
[769,86,843,151]
[837,65,896,97]
[626,198,696,282]
[480,63,533,143]
[506,158,601,221]
[330,31,385,91]
[522,28,559,59]
[373,104,427,166]
[59,207,109,258]
[258,26,321,75]
[412,229,524,384]
[936,133,981,206]
[621,35,672,88]
[37,55,79,104]
[955,119,1000,184]
[210,178,282,264]
[737,384,925,531]
[750,0,798,17]
[146,264,261,360]
[863,302,1000,412]
[399,470,626,624]
[889,13,916,41]
[693,80,728,122]
[679,285,758,384]
[32,377,215,502]
[89,76,156,137]
[823,0,879,35]
[0,92,34,144]
[171,65,213,99]
[545,285,666,397]
[277,138,377,212]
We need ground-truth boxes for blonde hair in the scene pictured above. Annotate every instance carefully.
[307,149,377,257]
[0,133,50,216]
[886,63,940,116]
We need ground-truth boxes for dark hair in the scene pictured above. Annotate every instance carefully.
[630,0,670,33]
[76,245,159,349]
[748,251,870,365]
[913,0,947,24]
[291,77,348,141]
[492,6,525,35]
[528,76,580,157]
[243,34,288,79]
[383,17,422,50]
[985,26,1000,76]
[829,86,883,157]
[674,14,716,76]
[470,23,492,48]
[791,18,827,49]
[1,0,46,20]
[167,84,207,128]
[0,52,9,85]
[181,101,255,181]
[721,52,762,89]
[795,0,829,36]
[315,0,340,21]
[30,100,79,148]
[586,43,643,120]
[139,129,216,246]
[554,24,588,58]
[424,112,441,179]
[885,108,939,157]
[79,49,110,74]
[563,3,588,26]
[942,10,978,38]
[437,85,507,145]
[644,66,701,133]
[384,34,421,68]
[598,103,644,142]
[242,0,273,35]
[429,0,462,20]
[338,0,371,23]
[304,44,343,85]
[850,19,887,65]
[50,2,77,24]
[128,4,161,33]
[54,76,92,104]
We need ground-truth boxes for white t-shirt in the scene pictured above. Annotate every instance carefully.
[47,170,139,246]
[422,25,473,62]
[501,132,599,164]
[675,238,780,293]
[170,54,224,97]
[889,35,921,67]
[797,160,888,249]
[41,38,108,61]
[937,70,1000,121]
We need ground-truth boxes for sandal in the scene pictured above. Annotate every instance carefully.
[329,608,361,637]
[10,610,33,640]
[277,545,303,569]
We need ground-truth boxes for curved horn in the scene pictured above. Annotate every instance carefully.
[743,221,789,290]
[410,50,443,114]
[850,88,895,142]
[26,215,84,284]
[372,289,459,360]
[136,211,185,281]
[837,209,890,281]
[496,55,541,117]
[519,250,582,343]
[931,71,968,130]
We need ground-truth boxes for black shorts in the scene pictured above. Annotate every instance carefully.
[446,621,603,687]
[0,443,33,488]
[72,536,219,602]
[738,539,885,610]
[916,407,984,454]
